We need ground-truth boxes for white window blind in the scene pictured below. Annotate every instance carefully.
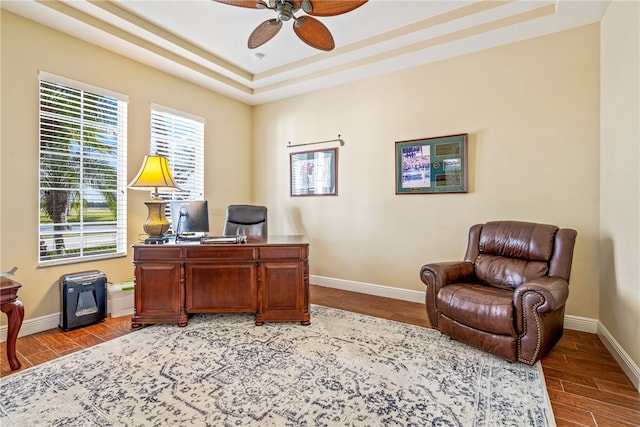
[38,71,128,266]
[150,104,205,226]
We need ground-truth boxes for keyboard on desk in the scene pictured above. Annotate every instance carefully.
[201,236,244,244]
[175,235,246,244]
[175,235,205,242]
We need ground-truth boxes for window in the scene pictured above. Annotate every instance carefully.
[149,104,205,226]
[39,72,128,266]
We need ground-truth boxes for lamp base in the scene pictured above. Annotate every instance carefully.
[141,199,171,243]
[144,236,169,244]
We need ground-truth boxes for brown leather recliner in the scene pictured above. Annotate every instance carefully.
[420,221,577,365]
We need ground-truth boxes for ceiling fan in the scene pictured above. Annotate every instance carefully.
[213,0,368,51]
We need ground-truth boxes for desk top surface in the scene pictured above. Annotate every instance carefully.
[133,235,308,248]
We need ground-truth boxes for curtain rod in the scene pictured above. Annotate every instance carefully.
[287,134,344,148]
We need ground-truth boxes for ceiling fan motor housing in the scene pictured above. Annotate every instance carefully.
[276,0,297,21]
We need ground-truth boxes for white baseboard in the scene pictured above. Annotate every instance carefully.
[310,275,425,303]
[0,312,60,342]
[564,314,598,333]
[597,323,640,391]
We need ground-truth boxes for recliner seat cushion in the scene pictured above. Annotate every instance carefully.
[437,283,516,336]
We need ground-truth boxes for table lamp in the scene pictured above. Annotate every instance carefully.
[128,154,181,244]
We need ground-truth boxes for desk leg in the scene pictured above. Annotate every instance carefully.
[1,299,24,370]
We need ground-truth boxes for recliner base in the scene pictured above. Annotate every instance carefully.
[438,314,518,363]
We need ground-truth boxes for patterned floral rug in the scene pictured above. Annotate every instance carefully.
[0,305,554,426]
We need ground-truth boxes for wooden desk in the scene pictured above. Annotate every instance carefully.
[1,277,24,370]
[131,235,309,327]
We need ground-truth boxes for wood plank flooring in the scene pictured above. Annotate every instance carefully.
[2,285,639,426]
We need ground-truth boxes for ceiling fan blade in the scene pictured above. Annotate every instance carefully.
[293,16,334,51]
[248,19,283,49]
[305,1,367,17]
[214,0,268,8]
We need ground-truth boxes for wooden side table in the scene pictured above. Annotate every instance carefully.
[1,277,24,370]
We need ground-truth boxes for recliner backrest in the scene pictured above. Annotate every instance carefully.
[465,221,562,290]
[223,205,267,236]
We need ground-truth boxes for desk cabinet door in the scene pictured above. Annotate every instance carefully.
[186,263,258,312]
[133,262,184,324]
[259,261,308,321]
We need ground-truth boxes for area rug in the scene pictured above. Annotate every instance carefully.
[0,305,554,426]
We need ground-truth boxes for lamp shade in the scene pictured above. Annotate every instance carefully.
[128,154,180,243]
[128,155,181,194]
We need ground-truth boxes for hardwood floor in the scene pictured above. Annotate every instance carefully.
[2,285,639,426]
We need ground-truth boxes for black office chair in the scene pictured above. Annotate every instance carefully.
[223,205,267,236]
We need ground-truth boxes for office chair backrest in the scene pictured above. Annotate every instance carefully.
[223,205,267,236]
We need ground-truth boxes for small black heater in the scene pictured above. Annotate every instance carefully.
[59,270,107,331]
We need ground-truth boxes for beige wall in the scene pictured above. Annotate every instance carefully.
[0,12,253,320]
[254,25,601,318]
[2,6,637,378]
[600,1,640,374]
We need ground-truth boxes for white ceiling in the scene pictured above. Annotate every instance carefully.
[2,0,610,105]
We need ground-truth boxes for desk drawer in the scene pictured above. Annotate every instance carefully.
[185,246,257,260]
[259,246,307,260]
[134,247,183,261]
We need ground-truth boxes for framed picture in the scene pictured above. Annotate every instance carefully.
[290,148,338,196]
[395,133,468,194]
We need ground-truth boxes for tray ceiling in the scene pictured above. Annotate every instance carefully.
[2,0,609,105]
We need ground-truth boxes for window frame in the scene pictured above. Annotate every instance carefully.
[38,71,128,266]
[149,104,205,230]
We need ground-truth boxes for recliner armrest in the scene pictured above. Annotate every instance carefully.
[513,277,569,363]
[420,261,475,328]
[420,261,476,288]
[513,277,569,315]
[513,276,569,335]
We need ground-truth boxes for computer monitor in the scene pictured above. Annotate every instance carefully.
[170,200,209,238]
